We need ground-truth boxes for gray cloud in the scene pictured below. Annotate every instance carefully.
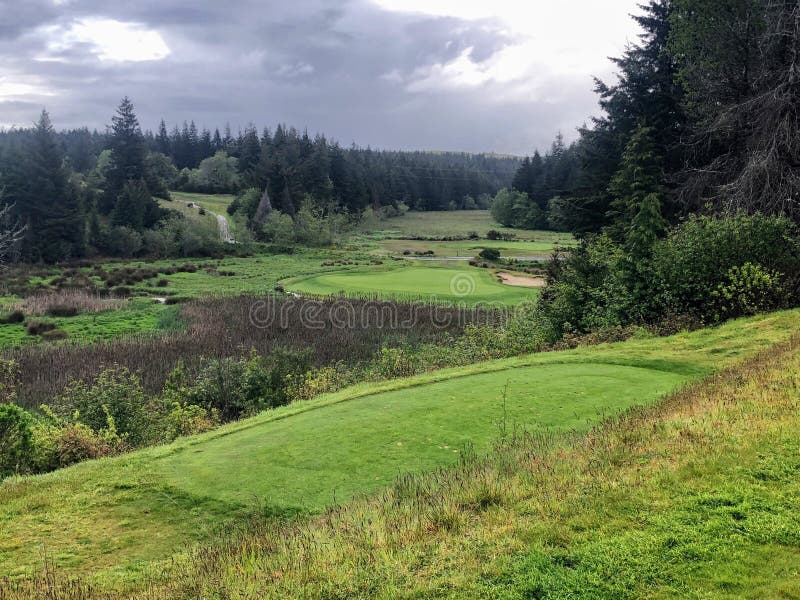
[0,0,633,154]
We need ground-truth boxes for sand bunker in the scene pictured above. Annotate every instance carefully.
[497,272,546,288]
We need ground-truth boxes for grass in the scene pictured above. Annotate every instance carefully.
[149,317,800,599]
[169,191,235,221]
[0,252,365,350]
[377,238,573,257]
[0,309,797,588]
[0,299,175,349]
[370,210,568,241]
[284,263,538,305]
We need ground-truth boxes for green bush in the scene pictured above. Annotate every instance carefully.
[31,419,122,473]
[652,214,800,322]
[57,367,149,446]
[478,248,501,261]
[0,404,34,478]
[710,262,786,321]
[186,349,313,422]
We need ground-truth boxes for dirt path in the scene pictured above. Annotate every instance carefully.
[497,272,546,288]
[215,214,234,243]
[183,201,235,243]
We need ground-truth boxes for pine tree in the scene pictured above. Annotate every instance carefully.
[112,179,149,231]
[107,97,146,198]
[106,98,160,230]
[564,0,684,234]
[606,124,664,241]
[11,110,84,262]
[155,120,171,156]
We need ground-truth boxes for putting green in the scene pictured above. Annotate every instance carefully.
[284,265,537,305]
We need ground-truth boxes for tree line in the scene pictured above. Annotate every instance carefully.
[500,0,800,236]
[0,107,518,262]
[524,0,800,341]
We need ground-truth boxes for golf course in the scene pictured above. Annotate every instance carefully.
[283,264,539,304]
[2,309,796,585]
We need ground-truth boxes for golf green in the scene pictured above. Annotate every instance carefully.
[284,265,537,305]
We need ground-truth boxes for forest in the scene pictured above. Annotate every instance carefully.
[0,106,517,262]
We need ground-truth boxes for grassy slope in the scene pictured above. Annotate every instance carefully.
[372,210,570,241]
[0,310,797,587]
[378,238,571,257]
[361,210,575,258]
[151,318,800,600]
[284,263,538,305]
[169,191,235,223]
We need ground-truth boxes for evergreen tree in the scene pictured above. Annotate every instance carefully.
[155,120,171,156]
[112,179,150,231]
[105,97,147,210]
[606,124,664,241]
[564,0,685,234]
[105,98,160,230]
[9,110,84,262]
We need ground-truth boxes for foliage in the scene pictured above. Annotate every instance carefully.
[477,247,500,261]
[490,189,545,230]
[652,214,800,321]
[0,403,33,477]
[57,367,149,446]
[185,349,313,422]
[540,213,800,337]
[710,262,786,322]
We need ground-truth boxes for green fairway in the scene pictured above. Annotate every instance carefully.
[1,309,797,583]
[169,191,235,222]
[371,210,562,240]
[284,264,538,305]
[379,237,573,257]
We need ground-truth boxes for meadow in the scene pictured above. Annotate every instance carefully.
[0,309,796,588]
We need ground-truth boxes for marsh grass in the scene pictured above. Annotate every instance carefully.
[14,290,128,317]
[7,296,490,408]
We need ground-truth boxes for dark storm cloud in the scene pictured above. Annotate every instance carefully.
[0,0,619,154]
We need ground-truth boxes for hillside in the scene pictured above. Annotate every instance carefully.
[0,310,797,592]
[149,317,800,599]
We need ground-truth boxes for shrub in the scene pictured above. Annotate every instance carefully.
[286,365,344,403]
[710,262,786,321]
[26,321,56,336]
[0,310,25,324]
[186,349,313,422]
[46,305,79,318]
[478,248,501,261]
[374,345,418,379]
[164,402,219,441]
[652,214,800,322]
[0,404,34,478]
[57,367,149,446]
[31,419,122,473]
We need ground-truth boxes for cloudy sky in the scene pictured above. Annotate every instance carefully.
[0,0,642,155]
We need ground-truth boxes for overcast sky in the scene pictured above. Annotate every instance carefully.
[0,0,642,155]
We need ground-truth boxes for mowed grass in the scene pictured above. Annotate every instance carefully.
[379,237,573,258]
[168,191,235,221]
[151,316,800,600]
[371,210,561,240]
[284,263,538,305]
[0,310,797,586]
